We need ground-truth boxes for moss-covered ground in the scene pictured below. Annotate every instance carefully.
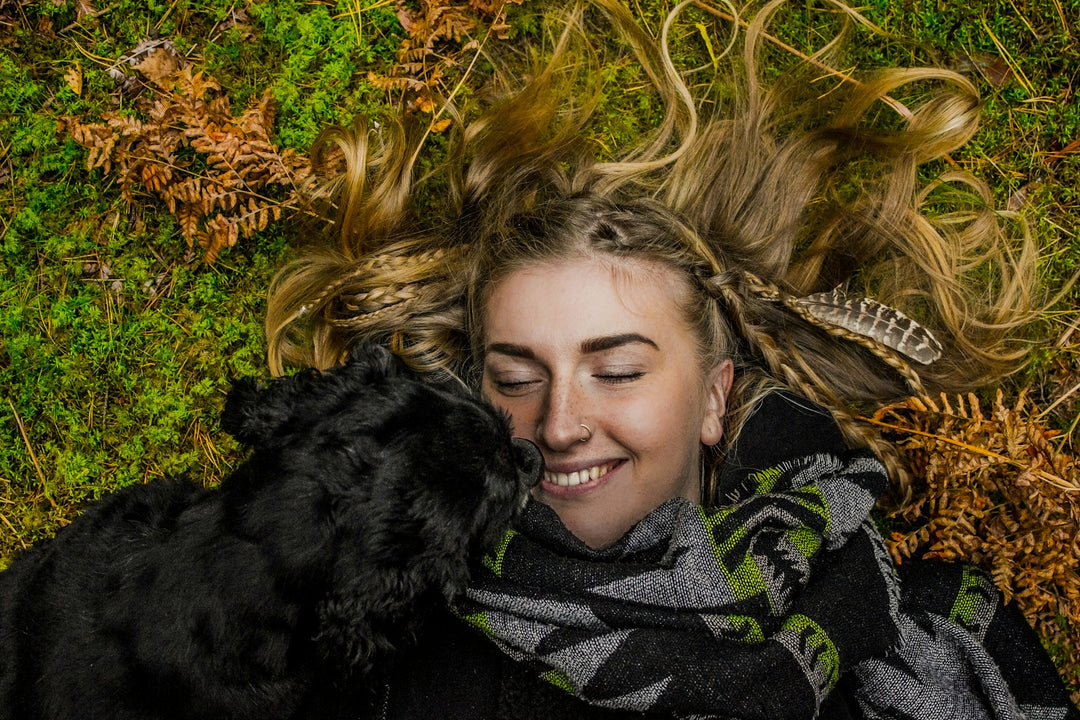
[2,0,1078,698]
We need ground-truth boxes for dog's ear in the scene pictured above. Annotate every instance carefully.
[345,342,403,382]
[220,371,318,447]
[221,378,280,447]
[221,346,399,448]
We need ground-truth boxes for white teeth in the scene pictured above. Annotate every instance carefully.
[544,463,612,488]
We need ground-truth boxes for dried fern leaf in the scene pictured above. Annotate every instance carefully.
[871,390,1080,705]
[796,288,943,364]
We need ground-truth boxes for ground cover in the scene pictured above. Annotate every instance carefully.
[1,0,1077,701]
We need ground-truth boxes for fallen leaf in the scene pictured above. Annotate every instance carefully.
[956,51,1013,89]
[37,15,55,37]
[134,47,182,87]
[415,94,435,113]
[1006,180,1040,212]
[64,64,82,96]
[219,7,255,40]
[982,57,1012,88]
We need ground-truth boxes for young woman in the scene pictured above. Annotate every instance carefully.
[267,1,1078,717]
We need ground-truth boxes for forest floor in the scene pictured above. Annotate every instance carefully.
[1,0,1078,702]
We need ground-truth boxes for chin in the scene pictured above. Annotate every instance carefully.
[561,513,632,550]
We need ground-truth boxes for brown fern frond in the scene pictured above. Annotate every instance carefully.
[65,67,309,262]
[381,0,529,114]
[367,73,426,93]
[63,2,527,260]
[396,46,428,65]
[867,391,1080,703]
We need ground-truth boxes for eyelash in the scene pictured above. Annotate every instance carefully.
[492,372,643,392]
[492,379,539,394]
[495,379,532,388]
[596,372,644,384]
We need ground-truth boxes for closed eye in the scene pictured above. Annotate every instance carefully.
[595,372,644,384]
[491,378,540,395]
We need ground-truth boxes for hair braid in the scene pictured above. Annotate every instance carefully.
[703,269,914,503]
[704,271,831,405]
[739,271,929,397]
[266,240,469,378]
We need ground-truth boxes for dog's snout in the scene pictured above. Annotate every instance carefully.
[511,438,544,488]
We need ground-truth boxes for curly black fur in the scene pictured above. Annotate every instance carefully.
[0,344,542,720]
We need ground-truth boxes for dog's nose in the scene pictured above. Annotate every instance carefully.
[511,438,544,488]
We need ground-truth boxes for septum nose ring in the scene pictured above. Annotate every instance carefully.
[578,424,592,443]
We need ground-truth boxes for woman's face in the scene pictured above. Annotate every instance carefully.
[481,255,733,548]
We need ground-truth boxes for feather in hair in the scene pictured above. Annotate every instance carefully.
[795,288,943,365]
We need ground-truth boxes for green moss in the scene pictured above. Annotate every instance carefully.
[1,0,1078,698]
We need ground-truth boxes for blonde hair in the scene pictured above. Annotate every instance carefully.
[266,0,1040,504]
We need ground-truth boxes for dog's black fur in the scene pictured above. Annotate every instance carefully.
[0,344,542,720]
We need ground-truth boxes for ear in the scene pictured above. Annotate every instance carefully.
[700,359,734,447]
[220,378,273,446]
[220,371,317,447]
[346,342,402,379]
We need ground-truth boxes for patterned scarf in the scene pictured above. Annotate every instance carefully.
[459,394,1079,720]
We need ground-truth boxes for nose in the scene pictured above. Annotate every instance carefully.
[536,378,588,451]
[512,437,544,488]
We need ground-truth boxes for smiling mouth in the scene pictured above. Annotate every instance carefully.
[543,462,616,488]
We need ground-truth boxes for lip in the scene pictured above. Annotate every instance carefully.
[536,459,624,498]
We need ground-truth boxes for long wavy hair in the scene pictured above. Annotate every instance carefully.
[265,0,1040,504]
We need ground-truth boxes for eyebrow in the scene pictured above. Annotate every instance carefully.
[485,342,538,361]
[485,333,658,360]
[580,333,658,354]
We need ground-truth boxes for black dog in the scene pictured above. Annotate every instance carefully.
[0,344,542,720]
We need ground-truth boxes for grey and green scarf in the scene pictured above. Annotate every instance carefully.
[458,393,1079,720]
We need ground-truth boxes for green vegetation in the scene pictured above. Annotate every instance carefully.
[0,0,380,553]
[1,0,1078,696]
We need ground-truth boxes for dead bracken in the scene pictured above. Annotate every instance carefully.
[867,391,1080,703]
[64,67,310,263]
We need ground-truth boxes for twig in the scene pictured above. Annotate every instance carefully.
[1045,136,1080,167]
[1054,312,1080,348]
[0,511,27,550]
[1051,0,1070,33]
[979,18,1035,97]
[70,39,118,68]
[1038,379,1080,421]
[59,6,112,34]
[6,399,56,508]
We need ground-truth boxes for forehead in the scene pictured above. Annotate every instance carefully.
[483,255,693,345]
